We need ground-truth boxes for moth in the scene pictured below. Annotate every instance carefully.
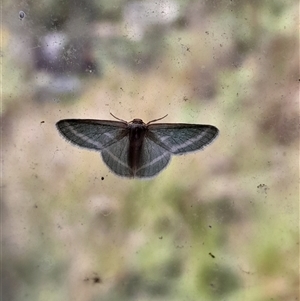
[56,114,219,178]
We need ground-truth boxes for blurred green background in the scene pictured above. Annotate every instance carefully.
[2,0,299,300]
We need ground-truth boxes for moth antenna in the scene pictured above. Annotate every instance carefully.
[110,113,126,122]
[147,114,168,125]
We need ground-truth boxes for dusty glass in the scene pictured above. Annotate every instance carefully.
[2,1,299,300]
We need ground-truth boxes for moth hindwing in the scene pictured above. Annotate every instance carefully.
[56,116,219,178]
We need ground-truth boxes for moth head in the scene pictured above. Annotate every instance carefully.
[131,119,145,125]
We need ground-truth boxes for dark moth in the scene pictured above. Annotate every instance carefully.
[56,114,219,178]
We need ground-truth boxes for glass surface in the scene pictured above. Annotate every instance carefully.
[2,1,299,300]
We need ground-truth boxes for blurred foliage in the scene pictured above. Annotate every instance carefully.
[2,0,299,301]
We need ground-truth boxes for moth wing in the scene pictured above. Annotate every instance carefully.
[135,137,171,178]
[56,119,128,150]
[101,135,133,177]
[147,124,219,155]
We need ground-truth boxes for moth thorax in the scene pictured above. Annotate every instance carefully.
[129,124,146,141]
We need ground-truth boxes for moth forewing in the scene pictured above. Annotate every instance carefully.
[147,123,219,155]
[56,119,128,151]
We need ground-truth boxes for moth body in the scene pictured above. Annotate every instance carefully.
[128,120,147,176]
